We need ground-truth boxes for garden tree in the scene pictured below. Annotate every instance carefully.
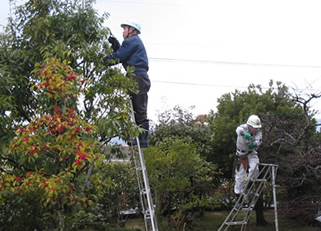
[209,80,321,226]
[150,105,214,161]
[0,58,107,230]
[0,0,138,151]
[262,86,321,225]
[147,106,221,230]
[145,138,221,231]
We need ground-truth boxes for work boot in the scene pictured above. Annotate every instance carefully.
[235,194,242,210]
[139,121,149,148]
[127,121,149,148]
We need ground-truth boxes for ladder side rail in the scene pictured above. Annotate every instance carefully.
[131,144,146,210]
[136,143,158,231]
[131,145,150,231]
[272,165,279,231]
[240,178,265,231]
[129,101,158,231]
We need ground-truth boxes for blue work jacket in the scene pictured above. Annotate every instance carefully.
[104,34,149,77]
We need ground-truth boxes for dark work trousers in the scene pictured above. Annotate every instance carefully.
[130,74,151,125]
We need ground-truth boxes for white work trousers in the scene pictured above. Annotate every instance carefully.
[234,153,259,195]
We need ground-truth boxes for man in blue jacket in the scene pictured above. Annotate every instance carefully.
[104,20,150,148]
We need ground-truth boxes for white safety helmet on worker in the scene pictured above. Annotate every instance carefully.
[247,115,262,128]
[121,19,141,34]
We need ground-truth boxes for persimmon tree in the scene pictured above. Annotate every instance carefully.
[0,0,138,149]
[0,58,107,229]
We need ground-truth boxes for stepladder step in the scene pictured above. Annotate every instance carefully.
[225,221,247,226]
[251,178,267,182]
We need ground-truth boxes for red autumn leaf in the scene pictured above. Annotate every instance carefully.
[23,136,29,142]
[79,154,87,160]
[75,159,83,166]
[19,127,26,132]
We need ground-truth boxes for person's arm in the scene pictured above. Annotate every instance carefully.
[236,125,251,140]
[103,38,137,66]
[248,130,262,150]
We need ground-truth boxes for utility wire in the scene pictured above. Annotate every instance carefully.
[100,0,194,7]
[152,80,321,94]
[150,57,321,69]
[152,80,251,89]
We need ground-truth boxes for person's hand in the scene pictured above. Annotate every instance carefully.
[108,36,120,52]
[241,131,252,140]
[248,142,257,150]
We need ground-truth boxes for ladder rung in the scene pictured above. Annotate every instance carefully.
[242,191,259,197]
[225,221,247,225]
[252,178,266,182]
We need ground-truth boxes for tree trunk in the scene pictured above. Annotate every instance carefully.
[255,196,268,226]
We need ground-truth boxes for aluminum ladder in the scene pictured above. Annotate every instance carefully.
[129,102,158,231]
[218,163,279,231]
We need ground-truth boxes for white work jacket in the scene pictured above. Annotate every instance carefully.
[236,123,262,155]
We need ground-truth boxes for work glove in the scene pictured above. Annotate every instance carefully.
[103,56,120,66]
[248,141,257,150]
[241,131,252,140]
[108,36,120,52]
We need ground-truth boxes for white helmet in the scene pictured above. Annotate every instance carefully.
[121,19,141,34]
[247,115,262,128]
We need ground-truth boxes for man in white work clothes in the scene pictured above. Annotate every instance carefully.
[234,115,262,200]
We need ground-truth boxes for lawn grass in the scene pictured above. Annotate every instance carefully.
[194,209,320,231]
[125,209,321,231]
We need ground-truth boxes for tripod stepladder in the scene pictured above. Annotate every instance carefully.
[218,163,279,231]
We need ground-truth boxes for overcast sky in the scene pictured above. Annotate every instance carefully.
[2,0,321,122]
